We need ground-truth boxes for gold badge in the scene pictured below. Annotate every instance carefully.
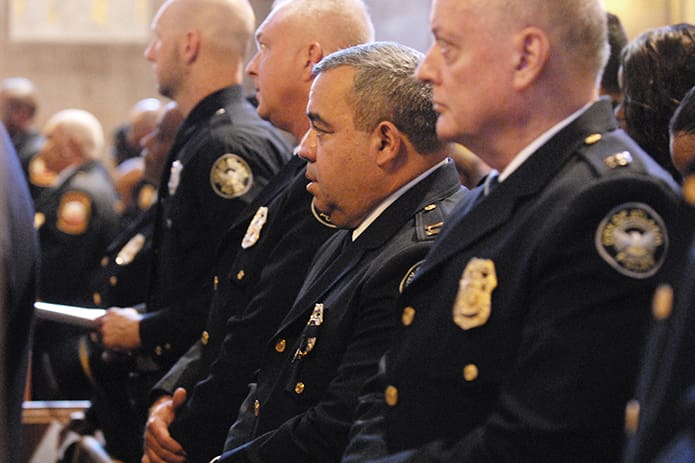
[210,153,253,199]
[115,233,146,266]
[294,303,324,360]
[57,191,91,235]
[452,258,497,330]
[242,206,268,249]
[596,203,667,279]
[310,198,336,228]
[168,160,183,195]
[399,260,424,293]
[137,184,157,210]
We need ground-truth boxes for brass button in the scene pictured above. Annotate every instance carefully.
[684,174,695,206]
[604,151,633,169]
[92,292,102,306]
[237,270,246,281]
[624,399,640,434]
[213,275,219,290]
[424,204,437,211]
[385,385,398,407]
[401,307,416,326]
[101,256,108,267]
[254,399,260,417]
[201,331,210,345]
[275,339,287,353]
[109,276,118,287]
[584,133,602,145]
[154,345,163,356]
[652,284,674,321]
[463,364,479,382]
[164,343,172,350]
[294,382,305,394]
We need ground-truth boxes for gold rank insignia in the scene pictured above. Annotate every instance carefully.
[399,260,424,294]
[115,233,146,266]
[310,198,337,228]
[137,184,157,211]
[210,153,253,199]
[57,191,91,235]
[453,258,497,330]
[168,160,183,195]
[242,206,268,249]
[596,203,667,279]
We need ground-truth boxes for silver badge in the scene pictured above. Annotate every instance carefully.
[168,160,183,195]
[242,207,268,249]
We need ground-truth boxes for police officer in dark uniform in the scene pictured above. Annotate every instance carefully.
[142,2,374,461]
[211,41,465,463]
[94,1,289,460]
[31,109,121,399]
[0,77,43,179]
[341,2,681,463]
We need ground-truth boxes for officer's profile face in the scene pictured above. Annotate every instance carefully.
[144,4,182,99]
[141,107,182,185]
[299,67,378,229]
[38,123,71,173]
[671,130,695,176]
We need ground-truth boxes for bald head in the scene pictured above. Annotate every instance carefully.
[45,109,104,160]
[270,0,374,54]
[127,98,163,152]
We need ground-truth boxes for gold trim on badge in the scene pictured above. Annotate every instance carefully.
[310,198,337,228]
[453,258,497,330]
[242,206,268,249]
[115,233,146,266]
[596,202,667,279]
[399,260,424,293]
[57,191,91,235]
[210,153,253,199]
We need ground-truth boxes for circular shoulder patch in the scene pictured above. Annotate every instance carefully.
[399,260,425,293]
[595,202,668,279]
[210,153,253,199]
[57,191,92,235]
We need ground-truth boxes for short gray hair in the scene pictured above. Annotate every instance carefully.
[312,41,444,155]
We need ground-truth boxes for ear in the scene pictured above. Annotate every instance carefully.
[512,27,549,90]
[372,121,402,169]
[301,42,324,81]
[182,30,201,64]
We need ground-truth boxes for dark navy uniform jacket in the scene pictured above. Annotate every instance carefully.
[217,162,465,463]
[150,155,337,462]
[143,85,290,367]
[343,100,681,463]
[622,186,695,463]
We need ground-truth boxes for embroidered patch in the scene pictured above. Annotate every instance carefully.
[452,258,497,330]
[115,233,146,266]
[310,198,336,228]
[242,206,268,249]
[210,153,253,199]
[168,160,183,195]
[399,260,424,293]
[57,191,91,235]
[595,203,667,279]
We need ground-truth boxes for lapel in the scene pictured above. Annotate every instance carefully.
[417,100,618,275]
[275,162,462,333]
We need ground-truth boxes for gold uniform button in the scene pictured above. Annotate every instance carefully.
[401,307,416,326]
[652,284,674,321]
[92,292,102,306]
[154,345,163,356]
[201,331,210,345]
[584,133,602,145]
[463,364,479,382]
[624,399,640,434]
[164,343,172,351]
[424,204,437,211]
[294,382,305,394]
[237,270,246,281]
[213,275,219,290]
[275,339,287,353]
[385,385,398,407]
[109,276,118,287]
[254,399,260,417]
[101,256,108,267]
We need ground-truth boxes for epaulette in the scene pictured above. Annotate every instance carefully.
[415,201,447,241]
[577,131,645,177]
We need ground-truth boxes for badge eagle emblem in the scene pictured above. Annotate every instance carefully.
[452,258,497,330]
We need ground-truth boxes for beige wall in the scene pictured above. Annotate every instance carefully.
[0,0,689,145]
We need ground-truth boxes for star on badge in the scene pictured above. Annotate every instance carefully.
[210,153,253,199]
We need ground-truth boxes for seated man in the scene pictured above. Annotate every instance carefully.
[214,41,465,463]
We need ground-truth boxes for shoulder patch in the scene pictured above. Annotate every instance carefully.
[210,153,253,199]
[57,191,92,235]
[310,198,337,228]
[399,260,424,293]
[595,202,668,279]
